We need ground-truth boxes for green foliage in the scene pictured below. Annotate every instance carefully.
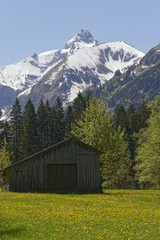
[0,89,157,190]
[20,99,38,159]
[126,105,138,166]
[113,105,128,133]
[37,100,47,150]
[136,102,151,130]
[0,138,11,187]
[72,98,109,148]
[54,97,65,143]
[1,121,10,143]
[10,98,22,162]
[65,105,74,137]
[72,92,86,121]
[72,98,131,189]
[127,105,138,134]
[135,107,160,189]
[0,109,11,147]
[112,103,152,188]
[148,95,160,112]
[44,100,54,147]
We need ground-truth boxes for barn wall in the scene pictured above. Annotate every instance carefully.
[7,140,101,193]
[75,142,100,193]
[8,155,45,192]
[77,154,100,193]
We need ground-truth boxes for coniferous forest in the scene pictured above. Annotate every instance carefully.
[1,92,160,190]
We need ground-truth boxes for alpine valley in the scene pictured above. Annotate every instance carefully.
[0,29,153,118]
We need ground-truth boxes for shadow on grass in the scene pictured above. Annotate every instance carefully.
[0,226,26,237]
[25,190,103,195]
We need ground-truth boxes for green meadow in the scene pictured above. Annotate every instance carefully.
[0,190,160,239]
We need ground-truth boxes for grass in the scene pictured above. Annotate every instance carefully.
[0,190,160,239]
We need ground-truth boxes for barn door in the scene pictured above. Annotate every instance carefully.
[47,164,77,192]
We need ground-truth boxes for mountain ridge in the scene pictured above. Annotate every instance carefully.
[86,43,160,110]
[0,29,144,117]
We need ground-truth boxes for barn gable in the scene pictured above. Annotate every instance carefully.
[4,138,101,193]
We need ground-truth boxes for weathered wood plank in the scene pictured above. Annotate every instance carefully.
[5,139,101,193]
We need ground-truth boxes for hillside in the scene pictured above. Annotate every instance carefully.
[86,43,160,110]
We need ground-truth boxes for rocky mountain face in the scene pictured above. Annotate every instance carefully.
[88,43,160,110]
[0,29,144,117]
[0,49,69,109]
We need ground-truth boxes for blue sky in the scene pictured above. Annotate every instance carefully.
[0,0,160,67]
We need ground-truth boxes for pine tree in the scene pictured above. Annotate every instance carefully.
[1,121,10,144]
[65,105,73,138]
[136,102,151,130]
[54,97,65,143]
[44,100,52,148]
[126,105,138,160]
[127,105,137,134]
[72,92,86,121]
[21,99,38,158]
[10,98,22,162]
[113,105,128,133]
[125,105,139,186]
[48,104,57,146]
[37,100,47,151]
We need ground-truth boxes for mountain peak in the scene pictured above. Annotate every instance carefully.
[76,29,94,43]
[65,29,94,49]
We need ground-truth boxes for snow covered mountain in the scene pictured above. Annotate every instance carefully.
[90,42,160,110]
[0,29,144,115]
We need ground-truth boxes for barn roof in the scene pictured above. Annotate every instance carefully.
[3,138,101,171]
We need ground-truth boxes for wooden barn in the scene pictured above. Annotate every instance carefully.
[3,138,101,193]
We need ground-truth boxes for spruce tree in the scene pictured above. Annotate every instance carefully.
[44,100,52,148]
[125,105,139,186]
[21,99,38,159]
[37,100,47,151]
[136,102,151,130]
[113,105,128,133]
[127,105,137,134]
[72,92,86,121]
[65,105,73,138]
[48,104,57,146]
[1,121,10,144]
[10,98,22,162]
[126,105,138,160]
[54,97,65,143]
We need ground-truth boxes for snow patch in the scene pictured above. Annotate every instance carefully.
[18,87,32,97]
[67,79,92,103]
[0,29,145,115]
